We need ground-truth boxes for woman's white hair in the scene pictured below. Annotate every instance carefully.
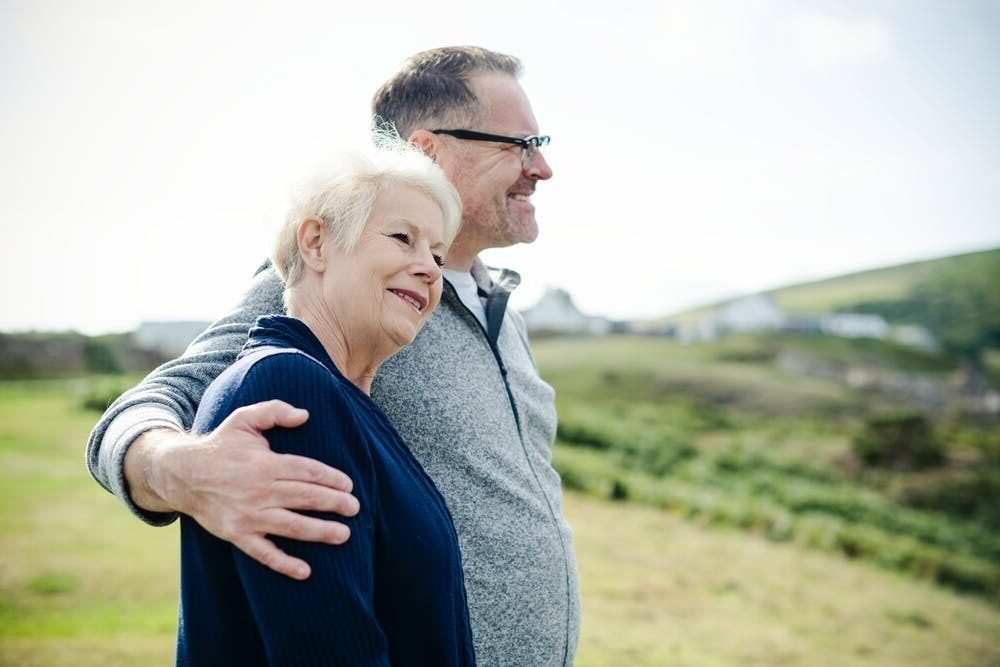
[272,130,461,306]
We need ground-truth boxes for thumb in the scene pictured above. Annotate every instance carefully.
[230,400,309,434]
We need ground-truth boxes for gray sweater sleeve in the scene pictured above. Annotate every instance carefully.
[85,264,286,525]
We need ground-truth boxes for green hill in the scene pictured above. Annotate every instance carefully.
[656,247,999,317]
[645,247,1000,360]
[767,248,999,314]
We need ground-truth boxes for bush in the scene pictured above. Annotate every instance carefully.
[80,381,128,413]
[853,411,945,470]
[898,468,1000,530]
[609,479,629,501]
[83,339,122,374]
[556,405,698,476]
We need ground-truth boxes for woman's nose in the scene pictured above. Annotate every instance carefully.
[413,248,442,282]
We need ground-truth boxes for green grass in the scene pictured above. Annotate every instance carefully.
[535,336,1000,601]
[567,491,1000,666]
[985,348,1000,387]
[716,331,956,374]
[539,335,856,417]
[0,380,178,665]
[2,377,999,665]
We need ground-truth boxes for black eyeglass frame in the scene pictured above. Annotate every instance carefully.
[430,129,551,151]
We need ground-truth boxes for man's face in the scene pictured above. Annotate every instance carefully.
[437,73,553,256]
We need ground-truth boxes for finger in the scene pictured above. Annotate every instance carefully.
[231,400,309,432]
[268,480,360,516]
[235,533,312,580]
[275,454,354,493]
[258,508,352,545]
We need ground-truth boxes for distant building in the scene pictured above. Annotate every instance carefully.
[783,315,823,334]
[520,288,612,336]
[714,294,786,332]
[891,324,939,352]
[673,296,947,350]
[133,321,211,357]
[819,313,889,339]
[678,294,785,342]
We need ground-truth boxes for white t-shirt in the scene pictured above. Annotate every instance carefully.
[442,269,487,330]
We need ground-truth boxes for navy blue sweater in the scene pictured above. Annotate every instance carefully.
[176,316,475,666]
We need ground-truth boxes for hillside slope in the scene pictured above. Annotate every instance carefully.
[643,246,1000,359]
[766,247,999,315]
[664,247,999,317]
[534,336,1000,603]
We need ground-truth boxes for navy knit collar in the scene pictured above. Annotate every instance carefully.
[240,315,344,381]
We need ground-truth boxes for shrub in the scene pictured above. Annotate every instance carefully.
[609,479,629,501]
[898,468,1000,530]
[83,338,122,374]
[852,411,945,470]
[556,406,698,476]
[80,381,128,413]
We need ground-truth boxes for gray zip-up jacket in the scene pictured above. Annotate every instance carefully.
[86,261,581,666]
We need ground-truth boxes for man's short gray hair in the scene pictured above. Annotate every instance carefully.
[272,132,461,308]
[372,46,522,139]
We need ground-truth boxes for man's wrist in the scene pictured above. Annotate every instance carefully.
[123,428,193,514]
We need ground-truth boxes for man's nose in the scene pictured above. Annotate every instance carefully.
[524,149,553,180]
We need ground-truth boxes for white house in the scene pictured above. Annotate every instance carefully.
[714,294,787,332]
[520,288,611,335]
[819,313,889,339]
[891,324,940,352]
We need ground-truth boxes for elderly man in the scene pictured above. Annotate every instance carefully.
[87,46,579,666]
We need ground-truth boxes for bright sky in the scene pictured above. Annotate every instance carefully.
[2,0,999,334]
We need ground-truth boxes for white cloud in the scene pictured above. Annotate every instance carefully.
[784,14,890,66]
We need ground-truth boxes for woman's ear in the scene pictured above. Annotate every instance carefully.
[296,217,327,273]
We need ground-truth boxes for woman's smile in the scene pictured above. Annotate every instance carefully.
[388,288,428,313]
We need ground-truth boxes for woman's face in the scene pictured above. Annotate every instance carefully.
[320,184,447,350]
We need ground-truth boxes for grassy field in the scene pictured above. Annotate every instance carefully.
[2,377,999,665]
[0,380,177,666]
[536,336,1000,600]
[570,492,1000,667]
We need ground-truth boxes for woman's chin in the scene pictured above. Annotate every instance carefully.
[384,324,419,351]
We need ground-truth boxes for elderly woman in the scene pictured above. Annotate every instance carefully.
[175,141,474,666]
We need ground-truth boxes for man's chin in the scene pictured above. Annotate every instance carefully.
[504,214,539,245]
[517,223,539,245]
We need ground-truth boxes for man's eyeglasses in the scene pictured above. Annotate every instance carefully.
[431,129,550,167]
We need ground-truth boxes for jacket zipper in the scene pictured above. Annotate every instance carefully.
[444,283,574,667]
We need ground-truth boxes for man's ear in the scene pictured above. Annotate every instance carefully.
[409,129,439,162]
[296,217,327,273]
